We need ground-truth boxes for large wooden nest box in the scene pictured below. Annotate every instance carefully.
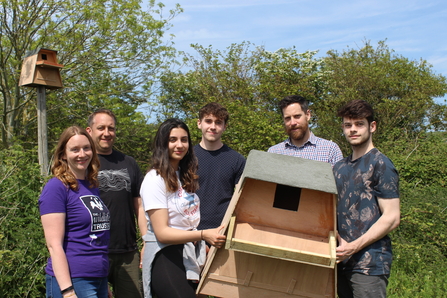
[19,48,64,89]
[198,150,338,298]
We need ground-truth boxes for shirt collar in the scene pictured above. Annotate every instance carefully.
[285,131,316,148]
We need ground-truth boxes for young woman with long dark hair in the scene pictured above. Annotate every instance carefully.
[140,118,226,298]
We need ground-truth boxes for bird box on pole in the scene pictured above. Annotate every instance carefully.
[19,48,64,89]
[18,48,64,176]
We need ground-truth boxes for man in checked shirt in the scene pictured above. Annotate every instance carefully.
[268,95,343,166]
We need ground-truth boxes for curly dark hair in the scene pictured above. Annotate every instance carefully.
[337,100,375,124]
[198,102,229,124]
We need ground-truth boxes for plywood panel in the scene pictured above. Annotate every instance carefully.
[226,222,335,267]
[235,179,335,237]
[198,152,338,298]
[233,222,329,254]
[18,55,38,86]
[199,249,335,298]
[34,67,63,87]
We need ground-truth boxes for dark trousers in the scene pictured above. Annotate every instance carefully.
[151,244,197,298]
[108,250,143,298]
[338,270,389,298]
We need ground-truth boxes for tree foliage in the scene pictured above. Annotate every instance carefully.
[1,17,447,295]
[386,132,447,188]
[155,41,447,159]
[156,42,326,155]
[0,0,182,149]
[314,40,447,155]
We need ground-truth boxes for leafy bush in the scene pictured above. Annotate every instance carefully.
[1,138,447,297]
[377,132,447,296]
[0,146,47,297]
[386,132,447,188]
[388,186,447,297]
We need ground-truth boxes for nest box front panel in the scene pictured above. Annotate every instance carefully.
[235,178,335,237]
[34,67,63,87]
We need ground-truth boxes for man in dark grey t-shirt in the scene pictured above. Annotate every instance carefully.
[87,109,145,298]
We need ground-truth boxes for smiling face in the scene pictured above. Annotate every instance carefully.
[64,134,93,179]
[86,113,116,155]
[282,103,311,146]
[197,114,226,144]
[342,117,376,148]
[168,127,189,169]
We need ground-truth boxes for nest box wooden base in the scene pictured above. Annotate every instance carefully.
[200,248,335,298]
[197,150,338,298]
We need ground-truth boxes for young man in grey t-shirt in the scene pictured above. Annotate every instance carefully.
[333,100,400,298]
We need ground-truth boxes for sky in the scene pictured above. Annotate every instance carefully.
[158,0,447,94]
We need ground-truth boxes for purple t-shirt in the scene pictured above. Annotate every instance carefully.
[38,177,110,278]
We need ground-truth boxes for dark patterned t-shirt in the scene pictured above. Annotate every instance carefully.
[333,148,399,275]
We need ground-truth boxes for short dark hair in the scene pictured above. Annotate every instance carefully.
[278,95,309,116]
[87,108,117,127]
[199,102,229,124]
[337,100,375,124]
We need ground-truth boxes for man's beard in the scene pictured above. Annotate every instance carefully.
[287,124,308,141]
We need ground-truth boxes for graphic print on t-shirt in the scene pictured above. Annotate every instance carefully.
[175,187,199,218]
[98,168,131,192]
[80,195,110,232]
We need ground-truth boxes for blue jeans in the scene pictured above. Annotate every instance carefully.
[45,274,108,298]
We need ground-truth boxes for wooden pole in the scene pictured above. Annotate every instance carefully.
[37,86,49,176]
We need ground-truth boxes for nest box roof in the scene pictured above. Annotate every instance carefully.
[241,150,338,194]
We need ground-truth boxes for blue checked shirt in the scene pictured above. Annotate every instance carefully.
[267,132,343,167]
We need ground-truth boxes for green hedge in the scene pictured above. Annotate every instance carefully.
[1,146,446,297]
[0,146,47,297]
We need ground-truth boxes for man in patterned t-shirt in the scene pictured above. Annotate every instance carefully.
[194,103,245,234]
[333,100,400,298]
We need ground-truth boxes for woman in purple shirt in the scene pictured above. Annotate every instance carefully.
[39,126,110,298]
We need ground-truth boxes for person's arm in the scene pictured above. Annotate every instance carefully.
[41,213,77,297]
[134,196,148,237]
[148,208,226,247]
[336,197,400,262]
[133,196,147,268]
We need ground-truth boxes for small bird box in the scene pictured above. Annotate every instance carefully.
[198,150,338,298]
[19,48,64,89]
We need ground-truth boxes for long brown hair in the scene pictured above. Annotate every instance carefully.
[150,119,199,193]
[51,126,100,190]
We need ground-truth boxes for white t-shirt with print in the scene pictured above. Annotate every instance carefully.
[140,169,200,231]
